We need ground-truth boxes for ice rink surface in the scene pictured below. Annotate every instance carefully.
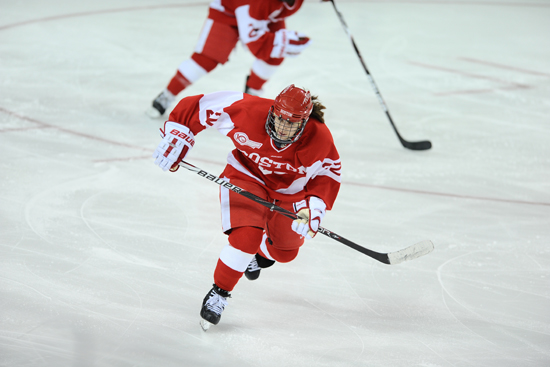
[1,0,549,366]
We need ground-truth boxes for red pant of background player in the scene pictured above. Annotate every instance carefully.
[166,17,285,97]
[213,177,304,292]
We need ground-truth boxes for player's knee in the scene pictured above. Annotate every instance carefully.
[268,246,299,263]
[191,52,218,72]
[228,226,263,254]
[263,57,284,66]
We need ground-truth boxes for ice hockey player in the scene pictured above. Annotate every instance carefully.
[152,84,341,330]
[146,0,311,118]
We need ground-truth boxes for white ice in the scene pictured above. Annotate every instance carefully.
[1,0,549,366]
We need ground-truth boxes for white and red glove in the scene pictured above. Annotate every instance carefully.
[291,197,326,239]
[270,29,311,59]
[152,121,195,172]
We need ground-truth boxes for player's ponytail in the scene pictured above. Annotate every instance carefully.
[310,96,325,124]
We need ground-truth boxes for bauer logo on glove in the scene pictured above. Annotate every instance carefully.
[153,121,195,172]
[169,128,195,146]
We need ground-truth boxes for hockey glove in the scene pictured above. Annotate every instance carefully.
[271,29,311,59]
[291,196,326,239]
[152,121,195,172]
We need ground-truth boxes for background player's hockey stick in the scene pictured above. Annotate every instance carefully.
[179,160,434,265]
[328,0,432,151]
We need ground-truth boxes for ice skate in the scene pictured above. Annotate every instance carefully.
[244,253,275,281]
[146,89,175,118]
[200,284,230,331]
[244,254,261,280]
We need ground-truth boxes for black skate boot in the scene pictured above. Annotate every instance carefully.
[200,284,231,331]
[244,254,261,280]
[146,89,175,118]
[244,253,275,281]
[244,75,251,94]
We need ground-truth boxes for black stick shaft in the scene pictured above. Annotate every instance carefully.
[329,0,431,151]
[179,160,392,264]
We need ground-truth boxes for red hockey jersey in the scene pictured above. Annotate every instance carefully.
[207,0,305,60]
[167,91,341,210]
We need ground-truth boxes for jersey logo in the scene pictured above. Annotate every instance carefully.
[248,24,261,39]
[234,132,262,149]
[205,110,221,126]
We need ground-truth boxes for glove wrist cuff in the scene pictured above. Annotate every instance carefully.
[307,196,326,215]
[271,29,286,59]
[293,199,307,213]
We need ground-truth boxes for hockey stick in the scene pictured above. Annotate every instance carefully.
[179,160,434,265]
[329,0,432,151]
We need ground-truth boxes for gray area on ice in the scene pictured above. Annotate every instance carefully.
[1,0,549,366]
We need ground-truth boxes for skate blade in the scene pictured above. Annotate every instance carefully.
[145,107,162,119]
[200,319,213,332]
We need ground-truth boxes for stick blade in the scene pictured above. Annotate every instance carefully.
[402,140,432,151]
[387,240,434,265]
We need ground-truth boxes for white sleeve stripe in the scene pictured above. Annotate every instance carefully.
[313,166,341,182]
[310,158,341,182]
[275,158,341,195]
[198,91,242,132]
[219,244,255,272]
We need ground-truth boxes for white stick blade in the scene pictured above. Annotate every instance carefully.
[387,240,434,265]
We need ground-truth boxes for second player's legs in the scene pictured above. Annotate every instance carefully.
[245,58,284,96]
[167,19,239,96]
[149,19,239,117]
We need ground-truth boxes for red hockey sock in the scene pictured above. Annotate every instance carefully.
[213,227,264,291]
[246,71,267,90]
[213,258,243,292]
[166,70,191,96]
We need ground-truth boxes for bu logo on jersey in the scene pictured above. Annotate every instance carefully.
[234,132,262,149]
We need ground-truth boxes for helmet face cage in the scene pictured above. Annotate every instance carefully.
[265,107,307,145]
[265,84,313,145]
